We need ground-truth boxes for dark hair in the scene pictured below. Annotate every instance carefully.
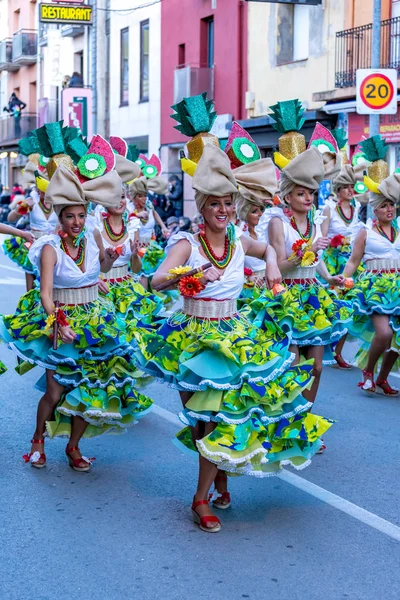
[179,216,191,231]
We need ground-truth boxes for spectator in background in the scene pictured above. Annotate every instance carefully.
[166,216,180,238]
[191,213,203,234]
[10,183,23,201]
[179,216,191,232]
[3,93,26,138]
[167,175,183,217]
[69,72,84,87]
[62,75,71,89]
[151,190,175,221]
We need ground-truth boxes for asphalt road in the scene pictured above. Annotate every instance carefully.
[0,236,399,600]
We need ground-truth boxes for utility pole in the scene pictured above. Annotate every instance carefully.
[370,0,382,137]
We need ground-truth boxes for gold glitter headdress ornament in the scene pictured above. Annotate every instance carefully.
[332,128,349,165]
[359,135,389,194]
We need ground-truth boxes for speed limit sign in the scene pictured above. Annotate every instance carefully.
[356,69,397,114]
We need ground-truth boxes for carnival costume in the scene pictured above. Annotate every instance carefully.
[345,152,400,371]
[134,141,332,477]
[0,132,153,440]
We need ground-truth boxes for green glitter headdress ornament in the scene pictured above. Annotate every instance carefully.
[269,99,306,169]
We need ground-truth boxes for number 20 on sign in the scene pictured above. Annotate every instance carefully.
[356,69,397,115]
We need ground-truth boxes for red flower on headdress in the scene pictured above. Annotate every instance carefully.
[330,234,346,248]
[178,275,204,297]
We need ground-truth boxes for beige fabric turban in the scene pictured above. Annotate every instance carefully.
[115,154,142,184]
[333,164,361,193]
[23,161,37,187]
[234,158,278,221]
[129,176,168,197]
[192,144,239,212]
[280,146,325,201]
[45,164,122,217]
[370,172,400,210]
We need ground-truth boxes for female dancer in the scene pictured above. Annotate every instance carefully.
[0,164,153,470]
[321,164,365,369]
[134,145,332,532]
[344,172,400,396]
[97,186,163,337]
[267,148,352,407]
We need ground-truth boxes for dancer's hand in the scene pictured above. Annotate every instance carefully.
[98,279,110,295]
[105,247,119,262]
[311,237,330,253]
[161,225,169,238]
[202,267,221,285]
[21,231,35,244]
[329,275,345,287]
[266,262,282,289]
[59,325,76,344]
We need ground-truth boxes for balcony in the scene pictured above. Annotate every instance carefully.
[12,30,38,67]
[61,24,85,38]
[0,114,37,147]
[0,39,19,72]
[335,16,400,88]
[174,65,214,104]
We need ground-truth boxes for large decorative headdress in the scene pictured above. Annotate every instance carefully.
[358,135,393,210]
[192,144,239,212]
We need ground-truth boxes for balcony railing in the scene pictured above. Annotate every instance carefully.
[174,65,214,104]
[0,114,37,146]
[0,39,19,72]
[336,16,400,88]
[12,30,38,66]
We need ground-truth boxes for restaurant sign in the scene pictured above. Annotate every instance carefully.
[39,3,93,24]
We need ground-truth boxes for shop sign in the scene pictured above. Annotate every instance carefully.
[348,106,400,145]
[39,3,93,25]
[62,88,93,139]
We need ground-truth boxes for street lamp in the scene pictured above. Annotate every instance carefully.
[0,152,8,159]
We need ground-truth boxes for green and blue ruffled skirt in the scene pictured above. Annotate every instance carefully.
[2,236,35,274]
[0,288,153,438]
[133,307,333,476]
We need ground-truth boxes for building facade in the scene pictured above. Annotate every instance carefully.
[0,0,38,187]
[160,0,248,216]
[107,0,161,157]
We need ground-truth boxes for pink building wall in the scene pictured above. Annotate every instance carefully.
[160,0,248,146]
[7,0,37,113]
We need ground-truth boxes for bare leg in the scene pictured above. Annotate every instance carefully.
[302,345,324,405]
[376,350,399,384]
[335,334,347,357]
[31,370,65,463]
[289,344,301,366]
[25,273,35,292]
[66,416,89,466]
[365,314,393,376]
[193,422,220,528]
[140,275,149,290]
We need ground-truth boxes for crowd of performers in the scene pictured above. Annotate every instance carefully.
[1,95,400,534]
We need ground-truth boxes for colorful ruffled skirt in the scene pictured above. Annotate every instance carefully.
[346,271,400,368]
[322,244,364,282]
[0,288,153,438]
[242,280,353,364]
[2,236,35,274]
[133,304,333,477]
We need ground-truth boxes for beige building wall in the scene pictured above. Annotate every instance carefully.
[247,1,346,116]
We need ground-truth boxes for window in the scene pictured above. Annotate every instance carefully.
[140,20,149,102]
[276,4,310,66]
[178,43,185,68]
[120,27,129,106]
[207,18,214,68]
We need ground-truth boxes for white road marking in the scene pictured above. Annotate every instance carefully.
[0,264,25,274]
[0,277,25,286]
[153,403,400,542]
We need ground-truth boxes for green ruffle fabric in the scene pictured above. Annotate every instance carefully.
[243,282,352,350]
[141,242,165,277]
[133,307,332,476]
[2,236,35,274]
[322,244,364,278]
[0,289,153,438]
[346,271,400,369]
[102,275,164,327]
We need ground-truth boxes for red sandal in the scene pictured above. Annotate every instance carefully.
[376,379,399,396]
[210,471,231,510]
[334,354,352,370]
[23,438,46,468]
[191,498,221,533]
[357,370,375,393]
[66,446,95,472]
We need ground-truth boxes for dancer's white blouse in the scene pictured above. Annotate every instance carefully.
[29,190,58,236]
[166,231,245,300]
[363,218,400,261]
[96,218,140,268]
[29,231,100,289]
[325,198,364,240]
[241,229,266,273]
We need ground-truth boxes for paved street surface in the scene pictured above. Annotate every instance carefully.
[0,237,399,600]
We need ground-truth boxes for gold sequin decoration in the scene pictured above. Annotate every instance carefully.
[46,154,76,179]
[187,132,220,163]
[279,131,306,160]
[369,160,389,184]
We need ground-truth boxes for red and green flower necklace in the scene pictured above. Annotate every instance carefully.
[336,201,354,226]
[375,221,398,243]
[199,222,235,269]
[60,237,86,267]
[39,197,52,215]
[103,215,127,242]
[290,214,312,240]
